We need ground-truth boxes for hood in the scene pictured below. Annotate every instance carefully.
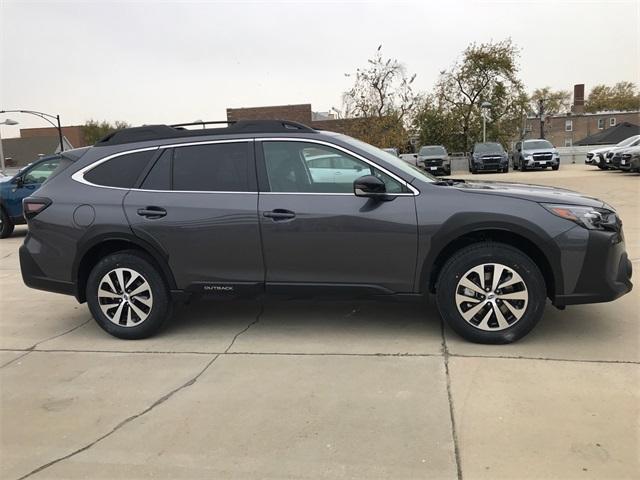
[588,145,613,155]
[522,147,557,155]
[0,175,13,184]
[452,180,605,208]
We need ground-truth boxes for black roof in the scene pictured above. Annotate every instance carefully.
[95,120,317,146]
[574,121,640,146]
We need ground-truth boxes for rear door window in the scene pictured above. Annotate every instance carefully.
[85,150,157,188]
[140,149,172,190]
[172,142,251,192]
[23,158,61,185]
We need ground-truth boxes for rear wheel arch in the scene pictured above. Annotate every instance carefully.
[74,235,176,303]
[423,227,560,301]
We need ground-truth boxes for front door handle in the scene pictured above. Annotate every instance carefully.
[263,209,296,221]
[137,206,167,219]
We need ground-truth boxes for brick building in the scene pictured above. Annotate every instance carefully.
[226,103,373,136]
[524,84,640,147]
[20,125,88,148]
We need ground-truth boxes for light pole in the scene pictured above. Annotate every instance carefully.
[0,110,64,152]
[481,101,492,143]
[0,118,19,174]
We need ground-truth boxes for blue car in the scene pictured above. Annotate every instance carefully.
[0,155,64,238]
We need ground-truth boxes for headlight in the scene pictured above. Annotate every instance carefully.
[524,155,533,160]
[542,203,619,231]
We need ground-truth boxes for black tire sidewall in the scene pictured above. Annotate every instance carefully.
[0,208,14,239]
[436,243,546,344]
[86,251,171,339]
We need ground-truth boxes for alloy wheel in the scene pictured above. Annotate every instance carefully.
[98,267,153,327]
[455,263,528,331]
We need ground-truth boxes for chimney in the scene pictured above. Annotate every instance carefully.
[572,84,585,114]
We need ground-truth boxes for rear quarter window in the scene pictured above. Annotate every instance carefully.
[84,150,157,188]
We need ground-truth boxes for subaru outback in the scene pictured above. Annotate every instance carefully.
[19,120,633,344]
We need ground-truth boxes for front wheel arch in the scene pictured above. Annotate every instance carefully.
[424,228,558,301]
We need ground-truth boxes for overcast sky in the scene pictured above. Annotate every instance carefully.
[1,0,638,138]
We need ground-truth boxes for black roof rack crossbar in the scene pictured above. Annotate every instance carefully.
[94,119,317,146]
[170,120,236,129]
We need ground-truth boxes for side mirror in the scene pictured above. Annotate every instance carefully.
[354,175,387,198]
[13,176,24,188]
[413,154,418,158]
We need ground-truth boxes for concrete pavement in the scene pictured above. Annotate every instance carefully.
[0,164,638,479]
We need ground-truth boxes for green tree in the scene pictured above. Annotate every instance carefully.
[529,87,571,116]
[585,82,640,112]
[82,119,131,145]
[430,39,527,151]
[528,87,571,138]
[413,95,460,149]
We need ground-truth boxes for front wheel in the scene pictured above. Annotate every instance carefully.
[552,164,560,171]
[87,250,172,339]
[435,242,546,344]
[0,208,14,239]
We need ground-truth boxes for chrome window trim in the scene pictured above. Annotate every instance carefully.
[71,139,253,191]
[71,137,419,196]
[257,137,420,196]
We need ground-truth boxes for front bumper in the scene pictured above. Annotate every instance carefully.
[525,158,560,168]
[554,228,633,306]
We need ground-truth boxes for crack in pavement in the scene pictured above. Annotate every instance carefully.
[0,318,92,369]
[1,347,637,365]
[441,321,463,480]
[15,304,264,480]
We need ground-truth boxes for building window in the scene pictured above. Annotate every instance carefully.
[565,138,572,147]
[598,118,605,129]
[565,120,572,132]
[610,117,616,127]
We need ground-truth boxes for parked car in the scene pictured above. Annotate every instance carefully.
[512,139,560,171]
[469,142,508,173]
[381,147,399,157]
[417,145,451,175]
[19,120,632,344]
[611,145,640,172]
[630,148,640,173]
[0,154,72,238]
[586,135,640,170]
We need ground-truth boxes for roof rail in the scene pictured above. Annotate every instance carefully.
[94,120,317,146]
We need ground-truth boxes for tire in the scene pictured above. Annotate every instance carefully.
[552,164,559,171]
[86,250,172,339]
[435,242,546,344]
[0,208,14,239]
[513,160,519,171]
[520,158,527,171]
[502,166,509,173]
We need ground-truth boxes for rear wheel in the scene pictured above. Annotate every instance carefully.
[435,242,546,344]
[87,250,172,339]
[0,208,14,239]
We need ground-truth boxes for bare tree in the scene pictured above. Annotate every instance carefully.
[342,45,418,122]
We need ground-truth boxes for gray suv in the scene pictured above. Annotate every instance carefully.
[513,139,561,171]
[19,120,633,344]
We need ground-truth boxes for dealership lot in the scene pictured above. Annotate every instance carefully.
[0,164,638,479]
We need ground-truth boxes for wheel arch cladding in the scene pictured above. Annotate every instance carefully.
[423,218,561,300]
[74,234,177,303]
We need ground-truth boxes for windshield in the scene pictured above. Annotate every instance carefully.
[523,140,553,150]
[617,135,640,147]
[419,146,446,156]
[474,143,504,153]
[335,134,436,183]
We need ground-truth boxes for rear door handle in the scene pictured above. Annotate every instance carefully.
[263,209,296,220]
[137,206,167,219]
